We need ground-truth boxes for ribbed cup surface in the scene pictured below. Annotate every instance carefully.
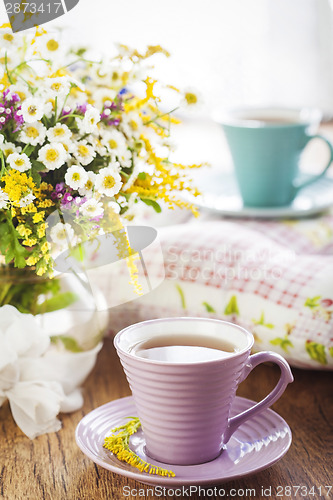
[117,349,250,465]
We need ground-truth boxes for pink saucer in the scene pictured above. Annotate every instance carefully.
[75,396,292,487]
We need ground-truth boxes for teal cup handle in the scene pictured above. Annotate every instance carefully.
[293,133,333,192]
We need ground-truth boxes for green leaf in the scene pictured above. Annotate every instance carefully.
[0,217,28,268]
[68,243,86,263]
[224,295,239,315]
[202,301,216,313]
[51,335,83,353]
[23,144,35,156]
[175,284,186,309]
[252,311,274,329]
[36,292,78,314]
[305,341,327,365]
[138,172,146,180]
[31,160,47,171]
[304,296,321,309]
[76,48,87,57]
[141,198,162,213]
[270,336,294,353]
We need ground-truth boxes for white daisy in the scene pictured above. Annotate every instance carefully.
[45,77,71,99]
[78,105,100,134]
[46,123,72,143]
[57,139,75,159]
[108,201,121,214]
[73,141,96,166]
[35,33,62,58]
[121,111,143,139]
[65,165,89,190]
[38,143,67,171]
[0,188,9,209]
[79,198,104,218]
[117,195,128,209]
[92,64,111,84]
[78,171,96,197]
[93,88,117,110]
[7,153,31,172]
[95,166,122,197]
[1,141,21,158]
[108,63,124,89]
[101,130,127,155]
[91,137,106,156]
[19,122,47,146]
[50,222,75,247]
[0,51,21,71]
[19,193,35,207]
[21,97,46,123]
[117,148,132,169]
[0,29,20,50]
[181,87,203,112]
[10,84,29,102]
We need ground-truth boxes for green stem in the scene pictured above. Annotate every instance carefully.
[0,283,12,305]
[4,52,14,85]
[54,96,58,125]
[61,57,102,69]
[14,73,35,92]
[59,113,83,121]
[0,151,6,180]
[144,106,179,125]
[9,58,51,78]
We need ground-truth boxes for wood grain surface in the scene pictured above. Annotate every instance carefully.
[0,338,332,500]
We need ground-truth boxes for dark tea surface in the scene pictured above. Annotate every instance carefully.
[131,334,239,363]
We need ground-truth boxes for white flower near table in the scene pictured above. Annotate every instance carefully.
[0,305,100,439]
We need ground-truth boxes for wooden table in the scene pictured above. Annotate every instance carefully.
[1,337,332,500]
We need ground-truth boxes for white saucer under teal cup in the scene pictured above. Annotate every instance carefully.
[219,108,333,207]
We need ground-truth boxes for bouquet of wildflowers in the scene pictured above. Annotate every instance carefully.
[0,24,200,310]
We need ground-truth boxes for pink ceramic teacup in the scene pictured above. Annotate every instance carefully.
[114,317,293,466]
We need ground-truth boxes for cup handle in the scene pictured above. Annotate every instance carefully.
[223,351,294,444]
[293,133,333,192]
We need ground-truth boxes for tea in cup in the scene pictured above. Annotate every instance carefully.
[114,317,293,465]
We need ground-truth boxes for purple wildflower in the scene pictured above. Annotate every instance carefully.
[76,103,87,115]
[107,118,120,126]
[61,107,72,118]
[55,182,65,193]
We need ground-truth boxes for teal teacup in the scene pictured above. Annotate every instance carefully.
[220,108,333,207]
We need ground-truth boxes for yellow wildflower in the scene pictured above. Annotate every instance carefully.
[36,264,48,276]
[41,241,50,254]
[37,223,46,238]
[22,238,38,246]
[103,418,175,478]
[16,225,32,238]
[26,255,40,266]
[37,199,55,208]
[3,171,35,207]
[20,204,37,214]
[32,211,45,224]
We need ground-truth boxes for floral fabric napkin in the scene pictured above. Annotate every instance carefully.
[106,215,333,370]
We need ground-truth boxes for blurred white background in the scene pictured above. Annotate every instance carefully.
[0,0,333,112]
[1,0,333,173]
[1,0,333,113]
